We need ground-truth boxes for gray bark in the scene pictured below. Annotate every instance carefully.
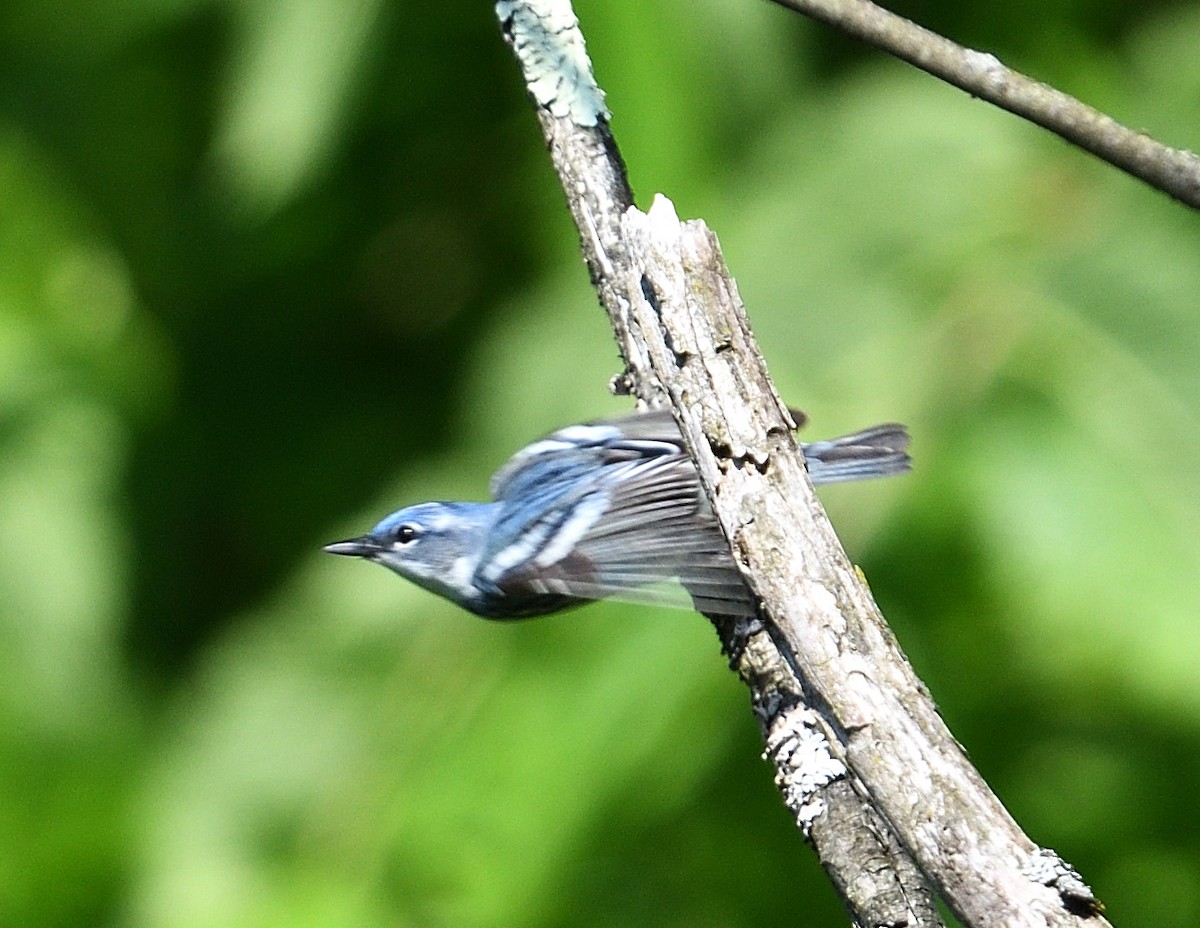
[496,2,1110,926]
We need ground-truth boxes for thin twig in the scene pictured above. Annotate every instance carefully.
[765,0,1200,209]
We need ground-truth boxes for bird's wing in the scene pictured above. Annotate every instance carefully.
[481,431,755,617]
[490,406,819,497]
[554,456,755,616]
[479,405,895,617]
[488,412,682,501]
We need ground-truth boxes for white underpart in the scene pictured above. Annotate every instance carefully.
[447,555,478,597]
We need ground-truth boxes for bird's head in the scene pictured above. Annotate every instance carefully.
[324,501,495,607]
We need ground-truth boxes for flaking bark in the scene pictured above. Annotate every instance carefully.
[498,2,1110,925]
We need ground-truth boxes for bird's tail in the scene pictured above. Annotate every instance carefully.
[802,424,911,485]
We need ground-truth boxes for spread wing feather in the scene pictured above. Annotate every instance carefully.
[479,408,908,617]
[487,448,754,616]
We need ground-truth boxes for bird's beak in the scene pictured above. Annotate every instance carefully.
[323,535,380,557]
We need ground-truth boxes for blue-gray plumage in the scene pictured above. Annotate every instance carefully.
[324,409,910,619]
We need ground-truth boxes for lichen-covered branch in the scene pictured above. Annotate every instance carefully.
[497,2,943,926]
[726,617,941,928]
[620,197,1109,927]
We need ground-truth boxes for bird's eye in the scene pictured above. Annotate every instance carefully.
[392,524,420,545]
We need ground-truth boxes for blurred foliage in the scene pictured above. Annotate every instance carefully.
[1,0,1198,926]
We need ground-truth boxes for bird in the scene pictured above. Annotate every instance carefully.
[324,408,910,619]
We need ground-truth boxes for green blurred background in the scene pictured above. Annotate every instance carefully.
[2,0,1199,925]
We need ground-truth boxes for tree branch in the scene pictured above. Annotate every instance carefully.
[497,1,1119,925]
[497,2,944,926]
[765,0,1200,210]
[622,197,1106,927]
[727,616,942,928]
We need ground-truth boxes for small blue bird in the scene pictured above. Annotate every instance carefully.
[325,409,909,619]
